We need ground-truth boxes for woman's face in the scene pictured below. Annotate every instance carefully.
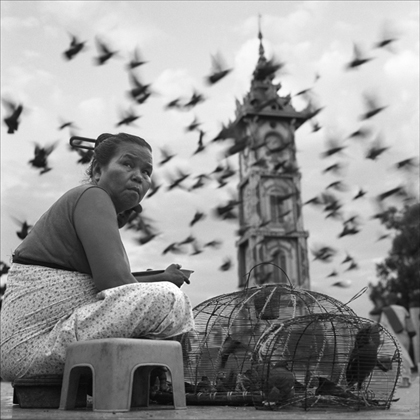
[95,142,153,213]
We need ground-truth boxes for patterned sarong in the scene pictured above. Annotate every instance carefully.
[0,263,195,381]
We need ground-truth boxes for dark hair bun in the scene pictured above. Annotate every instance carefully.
[95,133,114,148]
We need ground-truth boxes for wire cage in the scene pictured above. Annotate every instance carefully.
[251,313,401,411]
[177,278,362,406]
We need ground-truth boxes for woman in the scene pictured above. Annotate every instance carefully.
[0,132,195,381]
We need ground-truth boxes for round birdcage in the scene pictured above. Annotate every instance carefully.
[250,313,401,411]
[178,264,363,406]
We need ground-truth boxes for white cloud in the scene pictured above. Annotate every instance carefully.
[78,97,107,119]
[383,49,419,82]
[1,15,40,30]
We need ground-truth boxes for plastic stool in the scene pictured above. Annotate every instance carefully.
[59,338,186,412]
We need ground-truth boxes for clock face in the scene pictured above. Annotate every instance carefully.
[266,125,290,150]
[266,133,283,151]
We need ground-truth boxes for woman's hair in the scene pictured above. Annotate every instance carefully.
[86,132,152,179]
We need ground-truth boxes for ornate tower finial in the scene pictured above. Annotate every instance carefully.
[258,14,265,61]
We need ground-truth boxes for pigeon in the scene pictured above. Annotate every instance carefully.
[346,323,381,404]
[205,51,232,85]
[316,377,356,399]
[94,37,118,65]
[116,107,140,127]
[29,141,58,174]
[311,245,337,262]
[12,217,33,240]
[127,72,152,104]
[2,98,24,134]
[126,46,147,70]
[63,34,87,60]
[360,93,387,120]
[263,361,295,406]
[345,43,373,69]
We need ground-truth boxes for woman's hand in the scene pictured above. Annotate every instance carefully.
[163,263,190,288]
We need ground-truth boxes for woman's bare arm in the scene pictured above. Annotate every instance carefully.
[74,187,138,291]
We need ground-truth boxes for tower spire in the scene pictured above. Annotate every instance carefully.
[257,14,266,64]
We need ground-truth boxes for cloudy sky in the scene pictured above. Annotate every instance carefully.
[1,1,419,318]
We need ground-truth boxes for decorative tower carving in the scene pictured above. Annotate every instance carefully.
[235,23,310,289]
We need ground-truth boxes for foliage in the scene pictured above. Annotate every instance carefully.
[369,202,420,311]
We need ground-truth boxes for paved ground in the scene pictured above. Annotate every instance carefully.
[1,374,419,420]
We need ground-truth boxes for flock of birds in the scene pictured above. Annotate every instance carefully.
[1,20,419,296]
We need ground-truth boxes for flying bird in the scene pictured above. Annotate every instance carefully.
[12,217,33,240]
[192,130,207,156]
[347,126,373,141]
[29,141,58,174]
[204,239,222,249]
[377,186,407,202]
[1,261,10,277]
[205,51,232,85]
[365,135,389,160]
[127,72,152,104]
[94,37,118,65]
[341,252,355,264]
[320,137,346,158]
[165,98,182,110]
[373,20,399,51]
[311,119,322,132]
[185,116,201,132]
[162,242,185,255]
[58,118,76,131]
[158,145,175,165]
[146,176,161,198]
[63,34,87,60]
[183,90,205,109]
[189,173,210,191]
[2,98,24,134]
[344,260,359,271]
[69,139,93,164]
[116,106,140,127]
[345,43,373,70]
[253,55,285,81]
[166,168,190,191]
[126,46,147,70]
[190,240,203,256]
[360,92,387,120]
[322,162,346,176]
[219,257,233,271]
[332,279,352,288]
[353,187,367,200]
[327,269,338,278]
[190,211,206,227]
[394,157,419,171]
[311,245,337,262]
[326,180,349,193]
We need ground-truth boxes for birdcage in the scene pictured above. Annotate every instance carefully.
[175,264,363,406]
[250,313,401,411]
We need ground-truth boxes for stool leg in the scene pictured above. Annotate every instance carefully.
[59,366,90,410]
[169,363,186,409]
[131,366,153,407]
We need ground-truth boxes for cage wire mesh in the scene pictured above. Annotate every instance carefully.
[176,262,380,407]
[251,313,401,411]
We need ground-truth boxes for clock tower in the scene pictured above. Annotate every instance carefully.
[235,26,311,289]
